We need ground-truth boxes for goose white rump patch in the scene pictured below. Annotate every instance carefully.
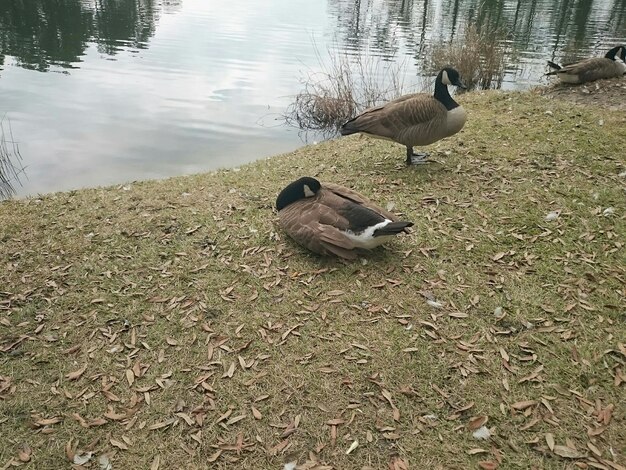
[344,219,395,249]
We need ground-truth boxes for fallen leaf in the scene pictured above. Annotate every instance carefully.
[587,441,602,457]
[226,415,246,425]
[65,439,75,461]
[207,450,222,462]
[34,416,62,426]
[17,444,31,462]
[545,433,555,451]
[222,362,236,378]
[346,440,358,454]
[66,364,87,381]
[175,412,194,426]
[73,452,93,465]
[553,445,583,459]
[110,438,128,450]
[511,400,537,410]
[326,418,346,426]
[104,408,126,420]
[87,418,108,427]
[499,348,509,362]
[148,419,176,431]
[326,290,344,296]
[468,448,488,455]
[478,461,499,470]
[468,415,488,431]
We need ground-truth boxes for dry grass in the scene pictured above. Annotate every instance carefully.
[283,43,410,137]
[428,25,508,91]
[1,90,626,469]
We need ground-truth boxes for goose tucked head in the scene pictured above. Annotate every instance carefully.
[276,177,322,211]
[440,67,467,89]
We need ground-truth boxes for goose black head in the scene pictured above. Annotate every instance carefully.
[439,67,467,89]
[276,177,322,211]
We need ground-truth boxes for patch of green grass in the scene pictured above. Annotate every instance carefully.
[1,91,625,469]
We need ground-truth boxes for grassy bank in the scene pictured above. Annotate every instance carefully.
[1,90,625,469]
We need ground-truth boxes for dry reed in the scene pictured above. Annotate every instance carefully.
[283,41,409,137]
[0,117,25,200]
[428,24,508,91]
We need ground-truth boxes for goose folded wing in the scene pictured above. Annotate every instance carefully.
[323,183,405,225]
[278,204,357,259]
[345,97,444,140]
[295,223,358,259]
[557,57,604,74]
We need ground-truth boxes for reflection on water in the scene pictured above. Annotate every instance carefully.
[0,0,625,197]
[328,0,626,83]
[0,0,164,71]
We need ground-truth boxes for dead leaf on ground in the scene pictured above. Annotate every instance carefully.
[478,461,499,470]
[66,364,87,380]
[553,445,583,459]
[468,415,488,431]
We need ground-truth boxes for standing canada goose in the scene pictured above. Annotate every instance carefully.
[276,177,413,260]
[546,45,626,84]
[339,67,467,165]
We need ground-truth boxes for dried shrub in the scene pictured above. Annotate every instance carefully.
[283,42,409,137]
[0,117,25,200]
[428,24,508,91]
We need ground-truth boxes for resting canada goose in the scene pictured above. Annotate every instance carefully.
[546,45,626,84]
[339,67,467,165]
[276,177,413,260]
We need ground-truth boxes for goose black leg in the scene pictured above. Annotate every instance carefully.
[406,146,430,165]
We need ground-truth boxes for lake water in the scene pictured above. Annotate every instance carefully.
[1,0,625,197]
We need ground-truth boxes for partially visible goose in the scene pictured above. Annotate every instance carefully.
[276,177,413,260]
[546,45,626,84]
[339,67,467,165]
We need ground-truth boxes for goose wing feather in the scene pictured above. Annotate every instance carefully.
[344,95,447,145]
[556,57,622,81]
[322,183,401,223]
[278,201,358,259]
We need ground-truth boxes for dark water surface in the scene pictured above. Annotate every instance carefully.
[1,0,625,196]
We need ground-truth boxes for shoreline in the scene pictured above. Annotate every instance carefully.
[3,80,626,202]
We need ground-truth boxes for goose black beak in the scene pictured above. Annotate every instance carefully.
[455,80,467,90]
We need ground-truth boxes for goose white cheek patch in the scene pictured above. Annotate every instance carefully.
[441,70,451,85]
[303,185,315,197]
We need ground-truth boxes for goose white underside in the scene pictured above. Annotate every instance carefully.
[446,106,467,134]
[557,73,582,84]
[343,219,395,249]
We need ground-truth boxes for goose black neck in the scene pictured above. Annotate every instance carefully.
[605,46,621,59]
[434,74,460,111]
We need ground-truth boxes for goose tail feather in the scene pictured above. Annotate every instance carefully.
[339,117,361,136]
[546,60,562,75]
[373,221,413,237]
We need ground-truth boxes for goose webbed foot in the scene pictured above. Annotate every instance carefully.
[405,148,430,165]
